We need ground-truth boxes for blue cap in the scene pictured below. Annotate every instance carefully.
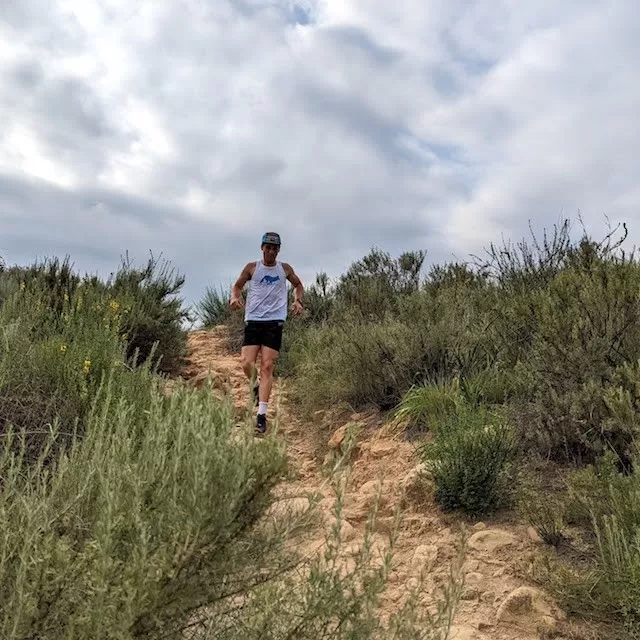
[262,231,281,245]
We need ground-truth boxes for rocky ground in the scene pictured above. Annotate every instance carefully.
[179,327,601,640]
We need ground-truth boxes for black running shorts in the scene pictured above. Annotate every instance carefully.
[243,320,284,352]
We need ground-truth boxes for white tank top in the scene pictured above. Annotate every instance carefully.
[245,260,288,322]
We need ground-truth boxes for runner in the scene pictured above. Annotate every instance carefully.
[229,231,304,434]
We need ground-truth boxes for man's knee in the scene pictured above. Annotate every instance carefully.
[241,347,259,370]
[261,348,279,374]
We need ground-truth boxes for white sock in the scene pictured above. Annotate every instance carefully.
[258,402,268,416]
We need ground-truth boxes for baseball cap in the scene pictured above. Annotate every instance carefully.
[261,231,281,246]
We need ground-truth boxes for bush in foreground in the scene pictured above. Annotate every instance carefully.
[419,404,517,516]
[0,369,462,639]
[534,452,640,634]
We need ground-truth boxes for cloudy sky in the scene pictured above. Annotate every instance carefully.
[1,0,639,309]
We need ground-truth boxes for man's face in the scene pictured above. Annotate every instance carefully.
[262,243,279,263]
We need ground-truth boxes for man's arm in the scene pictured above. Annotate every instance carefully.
[230,262,255,310]
[283,263,304,315]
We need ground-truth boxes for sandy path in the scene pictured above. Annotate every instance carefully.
[179,327,590,640]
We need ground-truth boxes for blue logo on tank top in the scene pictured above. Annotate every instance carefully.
[260,274,280,284]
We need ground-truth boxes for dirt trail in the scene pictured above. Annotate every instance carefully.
[180,327,583,640]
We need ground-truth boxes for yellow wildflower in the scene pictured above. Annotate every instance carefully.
[60,345,67,354]
[109,300,120,313]
[19,281,25,291]
[83,359,91,375]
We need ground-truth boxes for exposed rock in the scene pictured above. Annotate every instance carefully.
[462,586,481,601]
[328,425,349,450]
[449,625,486,640]
[338,519,356,541]
[370,440,396,458]
[400,463,428,492]
[472,522,487,531]
[375,516,397,534]
[412,544,438,567]
[344,480,390,521]
[496,586,565,633]
[465,572,485,585]
[267,497,311,520]
[469,529,517,553]
[527,526,544,544]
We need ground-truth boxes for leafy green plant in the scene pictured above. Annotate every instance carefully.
[392,382,461,436]
[419,405,517,516]
[111,254,189,375]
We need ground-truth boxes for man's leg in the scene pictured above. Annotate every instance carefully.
[254,322,283,434]
[241,343,261,404]
[258,346,279,404]
[241,345,261,381]
[255,346,278,434]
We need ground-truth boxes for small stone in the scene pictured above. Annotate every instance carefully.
[493,567,507,578]
[497,586,566,633]
[328,425,349,449]
[413,544,439,567]
[468,529,517,553]
[527,526,544,544]
[267,497,311,520]
[449,625,484,640]
[406,577,420,590]
[473,522,487,531]
[462,587,481,601]
[370,440,396,458]
[465,572,484,585]
[400,463,428,492]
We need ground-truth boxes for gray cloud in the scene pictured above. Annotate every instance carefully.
[1,0,639,310]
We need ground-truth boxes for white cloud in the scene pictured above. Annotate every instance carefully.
[0,0,638,306]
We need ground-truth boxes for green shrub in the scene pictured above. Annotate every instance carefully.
[196,283,232,328]
[332,248,426,322]
[541,453,640,632]
[0,283,131,461]
[0,371,462,639]
[0,254,189,376]
[110,255,189,375]
[289,320,423,411]
[419,405,517,516]
[0,371,286,638]
[392,381,461,437]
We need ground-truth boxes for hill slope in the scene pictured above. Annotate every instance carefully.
[180,326,592,640]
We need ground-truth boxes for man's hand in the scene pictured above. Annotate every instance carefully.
[291,300,304,316]
[230,296,244,311]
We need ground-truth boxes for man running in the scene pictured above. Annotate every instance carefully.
[230,231,304,434]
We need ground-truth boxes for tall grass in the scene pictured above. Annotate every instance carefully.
[196,282,232,328]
